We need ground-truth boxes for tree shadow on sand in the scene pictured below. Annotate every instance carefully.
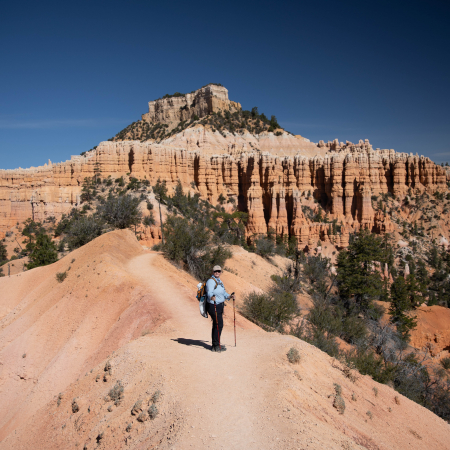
[171,338,211,350]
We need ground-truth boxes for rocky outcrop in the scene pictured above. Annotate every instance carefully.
[1,139,447,249]
[142,84,241,128]
[160,125,324,157]
[409,305,450,358]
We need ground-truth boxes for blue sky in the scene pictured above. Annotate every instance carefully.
[1,0,449,169]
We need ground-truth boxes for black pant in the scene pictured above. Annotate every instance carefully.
[207,302,224,347]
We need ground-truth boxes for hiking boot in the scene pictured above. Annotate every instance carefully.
[211,345,217,352]
[216,345,227,352]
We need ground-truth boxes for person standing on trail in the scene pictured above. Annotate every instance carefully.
[206,265,234,353]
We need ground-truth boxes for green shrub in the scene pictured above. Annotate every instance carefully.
[99,194,142,229]
[344,347,395,385]
[26,233,58,270]
[292,323,341,358]
[440,357,450,370]
[241,290,299,331]
[253,236,275,258]
[341,315,367,343]
[66,216,104,250]
[162,214,231,280]
[143,213,156,227]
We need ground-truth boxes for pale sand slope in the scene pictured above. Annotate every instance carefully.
[0,231,449,449]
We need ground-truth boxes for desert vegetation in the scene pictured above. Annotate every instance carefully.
[110,103,287,143]
[241,228,450,422]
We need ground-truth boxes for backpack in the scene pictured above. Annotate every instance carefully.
[197,278,218,318]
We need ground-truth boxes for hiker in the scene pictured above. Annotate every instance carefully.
[206,265,234,352]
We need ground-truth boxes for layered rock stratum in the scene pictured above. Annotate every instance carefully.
[0,84,447,247]
[142,84,241,128]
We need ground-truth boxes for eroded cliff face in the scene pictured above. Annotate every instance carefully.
[1,137,447,247]
[142,84,241,128]
[160,125,322,157]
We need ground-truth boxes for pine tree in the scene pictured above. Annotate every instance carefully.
[0,240,7,262]
[428,245,441,269]
[0,240,7,277]
[337,229,385,318]
[389,275,417,341]
[416,259,429,295]
[428,291,439,306]
[406,273,421,309]
[80,177,96,204]
[25,233,58,270]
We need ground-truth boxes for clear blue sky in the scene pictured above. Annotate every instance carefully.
[1,0,449,169]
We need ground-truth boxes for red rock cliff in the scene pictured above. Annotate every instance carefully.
[1,138,446,247]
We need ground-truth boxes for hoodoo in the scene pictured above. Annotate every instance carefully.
[0,84,447,246]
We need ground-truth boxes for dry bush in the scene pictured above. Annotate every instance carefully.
[287,347,301,364]
[151,390,161,403]
[72,398,79,414]
[107,381,124,406]
[148,404,158,419]
[56,272,67,283]
[131,399,142,416]
[333,395,345,414]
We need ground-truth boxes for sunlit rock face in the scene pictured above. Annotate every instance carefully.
[1,86,446,245]
[1,138,446,248]
[142,85,241,128]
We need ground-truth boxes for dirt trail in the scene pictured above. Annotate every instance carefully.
[126,253,285,449]
[1,231,450,450]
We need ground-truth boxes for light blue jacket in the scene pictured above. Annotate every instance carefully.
[206,276,230,304]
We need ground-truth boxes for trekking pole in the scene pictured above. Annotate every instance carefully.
[233,296,236,347]
[213,297,221,351]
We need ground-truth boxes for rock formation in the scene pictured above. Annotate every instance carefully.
[142,84,241,129]
[1,137,447,248]
[1,84,448,247]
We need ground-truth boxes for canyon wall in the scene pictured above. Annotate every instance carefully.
[1,139,447,247]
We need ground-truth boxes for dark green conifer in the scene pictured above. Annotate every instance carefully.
[389,275,417,341]
[336,229,384,318]
[26,233,58,270]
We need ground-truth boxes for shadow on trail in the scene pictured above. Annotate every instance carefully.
[171,338,210,350]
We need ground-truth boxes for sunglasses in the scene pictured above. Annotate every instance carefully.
[214,270,221,273]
